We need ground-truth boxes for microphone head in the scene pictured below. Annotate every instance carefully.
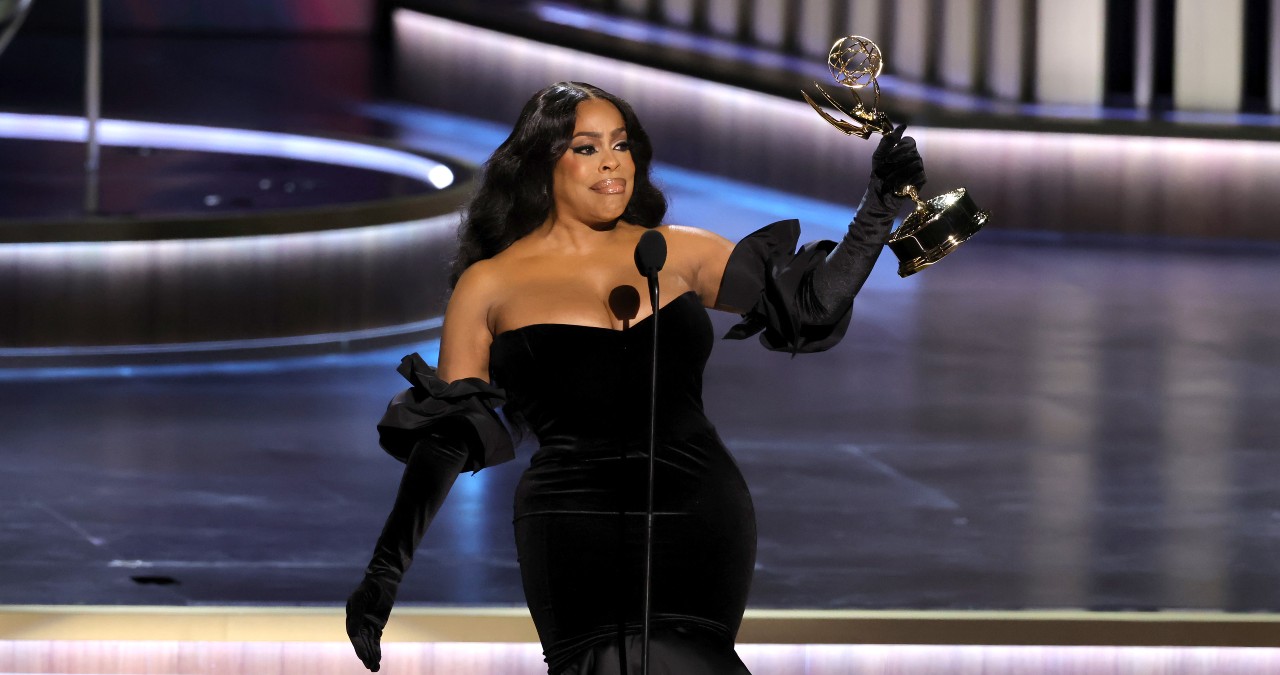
[634,229,667,278]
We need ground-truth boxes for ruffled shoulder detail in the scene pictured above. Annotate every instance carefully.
[375,352,514,473]
[717,219,853,354]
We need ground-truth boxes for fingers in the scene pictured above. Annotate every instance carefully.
[890,134,915,152]
[352,630,382,672]
[885,137,917,165]
[879,124,907,148]
[883,165,926,191]
[870,123,925,195]
[876,135,923,178]
[887,137,921,164]
[884,156,926,187]
[873,124,911,165]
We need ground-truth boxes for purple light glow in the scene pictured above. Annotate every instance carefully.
[0,639,1277,674]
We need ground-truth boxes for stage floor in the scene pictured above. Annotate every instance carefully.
[3,226,1278,613]
[1,31,1279,616]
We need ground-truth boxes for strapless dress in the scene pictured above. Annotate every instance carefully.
[490,290,756,674]
[378,220,861,674]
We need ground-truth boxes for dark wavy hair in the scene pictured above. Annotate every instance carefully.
[449,82,667,288]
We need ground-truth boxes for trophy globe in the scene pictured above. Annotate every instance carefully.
[829,36,883,89]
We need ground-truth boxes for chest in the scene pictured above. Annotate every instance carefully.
[491,272,693,334]
[489,290,716,408]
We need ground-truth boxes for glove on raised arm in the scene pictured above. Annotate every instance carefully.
[806,125,926,322]
[718,126,926,354]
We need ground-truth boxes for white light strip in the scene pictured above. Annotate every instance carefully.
[0,316,442,358]
[1,639,1279,674]
[0,112,455,188]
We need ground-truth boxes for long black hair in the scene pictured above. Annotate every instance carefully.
[450,82,667,288]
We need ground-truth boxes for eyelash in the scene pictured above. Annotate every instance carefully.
[573,141,631,155]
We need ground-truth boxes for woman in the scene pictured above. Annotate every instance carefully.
[347,81,924,674]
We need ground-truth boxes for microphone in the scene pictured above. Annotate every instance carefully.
[634,229,666,279]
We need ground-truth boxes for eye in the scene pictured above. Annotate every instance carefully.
[614,140,631,152]
[572,144,596,155]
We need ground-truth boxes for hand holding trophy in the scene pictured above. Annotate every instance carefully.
[803,36,988,277]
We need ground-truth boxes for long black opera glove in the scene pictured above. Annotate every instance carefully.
[346,353,513,672]
[346,431,467,672]
[718,126,926,354]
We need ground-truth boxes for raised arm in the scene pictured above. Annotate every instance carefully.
[701,127,925,353]
[807,126,924,321]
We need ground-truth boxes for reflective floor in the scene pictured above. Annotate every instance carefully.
[2,226,1278,612]
[1,33,1279,614]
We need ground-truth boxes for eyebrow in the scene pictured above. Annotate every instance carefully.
[572,127,627,139]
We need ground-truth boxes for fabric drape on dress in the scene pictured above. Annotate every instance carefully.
[376,352,514,472]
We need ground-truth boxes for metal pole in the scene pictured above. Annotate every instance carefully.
[641,275,659,675]
[1272,0,1280,113]
[85,0,101,214]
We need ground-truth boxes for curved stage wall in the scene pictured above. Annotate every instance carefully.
[394,10,1280,242]
[0,116,471,366]
[0,215,458,362]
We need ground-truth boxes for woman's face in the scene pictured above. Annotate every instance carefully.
[550,98,635,227]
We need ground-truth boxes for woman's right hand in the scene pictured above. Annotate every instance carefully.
[870,125,926,201]
[346,577,393,672]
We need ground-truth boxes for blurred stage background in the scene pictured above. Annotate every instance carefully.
[1,1,1279,673]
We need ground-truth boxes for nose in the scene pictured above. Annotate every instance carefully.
[600,147,618,172]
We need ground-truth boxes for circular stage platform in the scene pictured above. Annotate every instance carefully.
[0,114,472,366]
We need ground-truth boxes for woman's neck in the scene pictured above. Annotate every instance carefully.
[534,212,623,253]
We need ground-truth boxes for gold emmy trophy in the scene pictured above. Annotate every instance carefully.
[802,36,988,277]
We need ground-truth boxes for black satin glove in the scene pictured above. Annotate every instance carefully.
[346,576,395,672]
[346,431,469,672]
[870,124,927,205]
[805,125,926,321]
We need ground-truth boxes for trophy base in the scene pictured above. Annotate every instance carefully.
[886,188,988,278]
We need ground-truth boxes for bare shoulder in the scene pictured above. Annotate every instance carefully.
[438,259,504,382]
[659,224,738,309]
[661,224,735,269]
[661,224,734,251]
[450,257,503,315]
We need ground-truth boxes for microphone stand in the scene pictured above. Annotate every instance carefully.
[641,266,658,675]
[633,229,665,675]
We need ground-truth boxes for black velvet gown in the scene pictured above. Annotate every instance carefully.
[491,290,755,674]
[377,220,861,674]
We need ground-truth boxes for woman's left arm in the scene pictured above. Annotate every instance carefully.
[684,126,925,354]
